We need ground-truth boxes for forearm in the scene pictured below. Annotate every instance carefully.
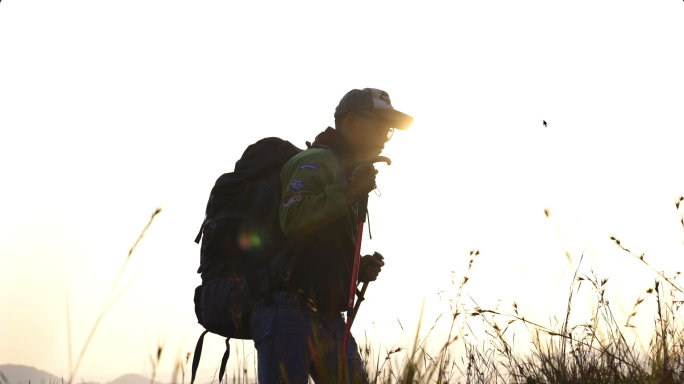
[280,183,348,238]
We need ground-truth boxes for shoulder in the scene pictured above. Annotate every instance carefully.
[282,148,337,173]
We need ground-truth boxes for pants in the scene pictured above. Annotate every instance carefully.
[250,290,369,384]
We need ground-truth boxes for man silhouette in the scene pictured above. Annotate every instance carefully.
[250,88,413,384]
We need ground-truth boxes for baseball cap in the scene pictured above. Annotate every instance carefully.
[334,88,414,130]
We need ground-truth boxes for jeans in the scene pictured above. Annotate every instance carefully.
[250,290,368,384]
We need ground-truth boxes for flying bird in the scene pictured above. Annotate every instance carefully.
[543,120,548,128]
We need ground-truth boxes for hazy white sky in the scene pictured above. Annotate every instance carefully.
[1,0,683,382]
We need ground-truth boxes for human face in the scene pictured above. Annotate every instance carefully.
[351,111,395,157]
[355,111,395,141]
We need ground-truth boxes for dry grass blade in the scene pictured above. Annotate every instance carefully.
[67,206,162,384]
[149,335,166,384]
[355,206,684,384]
[610,236,684,295]
[104,207,163,312]
[403,298,425,384]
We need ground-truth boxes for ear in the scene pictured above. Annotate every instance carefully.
[344,112,358,132]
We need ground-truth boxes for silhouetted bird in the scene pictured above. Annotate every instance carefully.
[543,120,548,128]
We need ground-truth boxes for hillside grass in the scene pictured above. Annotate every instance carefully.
[220,198,684,384]
[347,198,684,384]
[60,195,684,384]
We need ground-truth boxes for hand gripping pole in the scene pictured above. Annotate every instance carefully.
[341,156,391,371]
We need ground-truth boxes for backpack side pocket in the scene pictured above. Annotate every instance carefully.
[193,284,203,325]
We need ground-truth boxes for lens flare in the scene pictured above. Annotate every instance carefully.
[238,232,262,250]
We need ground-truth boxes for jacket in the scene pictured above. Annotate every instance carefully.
[278,127,360,312]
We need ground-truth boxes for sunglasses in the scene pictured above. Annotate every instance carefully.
[354,111,395,141]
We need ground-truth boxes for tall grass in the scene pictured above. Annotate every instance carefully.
[245,198,684,384]
[350,198,684,384]
[65,207,162,384]
[65,195,684,384]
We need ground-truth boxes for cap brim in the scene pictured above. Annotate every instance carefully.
[372,108,414,130]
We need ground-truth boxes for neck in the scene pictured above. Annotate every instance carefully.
[312,127,357,164]
[338,128,367,161]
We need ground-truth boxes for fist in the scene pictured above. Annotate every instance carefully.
[359,254,385,283]
[346,165,378,200]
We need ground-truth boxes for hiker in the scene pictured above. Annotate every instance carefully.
[250,88,414,384]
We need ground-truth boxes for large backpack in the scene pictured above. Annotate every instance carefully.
[190,137,304,384]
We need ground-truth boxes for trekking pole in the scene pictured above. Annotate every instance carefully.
[341,156,391,370]
[353,252,384,318]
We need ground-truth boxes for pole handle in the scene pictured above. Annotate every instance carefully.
[352,252,384,319]
[351,156,390,222]
[351,156,391,168]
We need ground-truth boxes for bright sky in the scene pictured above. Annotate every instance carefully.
[1,0,683,382]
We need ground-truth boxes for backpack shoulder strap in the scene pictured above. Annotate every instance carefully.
[310,144,347,187]
[249,240,298,299]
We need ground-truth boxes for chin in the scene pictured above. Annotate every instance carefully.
[364,148,383,158]
[359,144,384,159]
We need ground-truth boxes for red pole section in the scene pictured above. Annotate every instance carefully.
[341,221,365,369]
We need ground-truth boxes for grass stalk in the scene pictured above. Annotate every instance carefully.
[67,207,162,384]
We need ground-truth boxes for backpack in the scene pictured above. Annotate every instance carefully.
[190,137,304,384]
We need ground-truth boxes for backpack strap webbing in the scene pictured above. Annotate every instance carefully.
[252,240,299,299]
[194,217,206,244]
[194,210,248,245]
[190,330,209,384]
[218,338,230,384]
[190,331,232,384]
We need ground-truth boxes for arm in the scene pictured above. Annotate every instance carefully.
[279,149,349,238]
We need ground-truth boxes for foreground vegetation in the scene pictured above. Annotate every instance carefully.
[354,253,684,384]
[62,196,684,384]
[348,198,684,384]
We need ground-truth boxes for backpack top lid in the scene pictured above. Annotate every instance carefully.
[195,137,303,245]
[215,137,303,190]
[207,137,303,215]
